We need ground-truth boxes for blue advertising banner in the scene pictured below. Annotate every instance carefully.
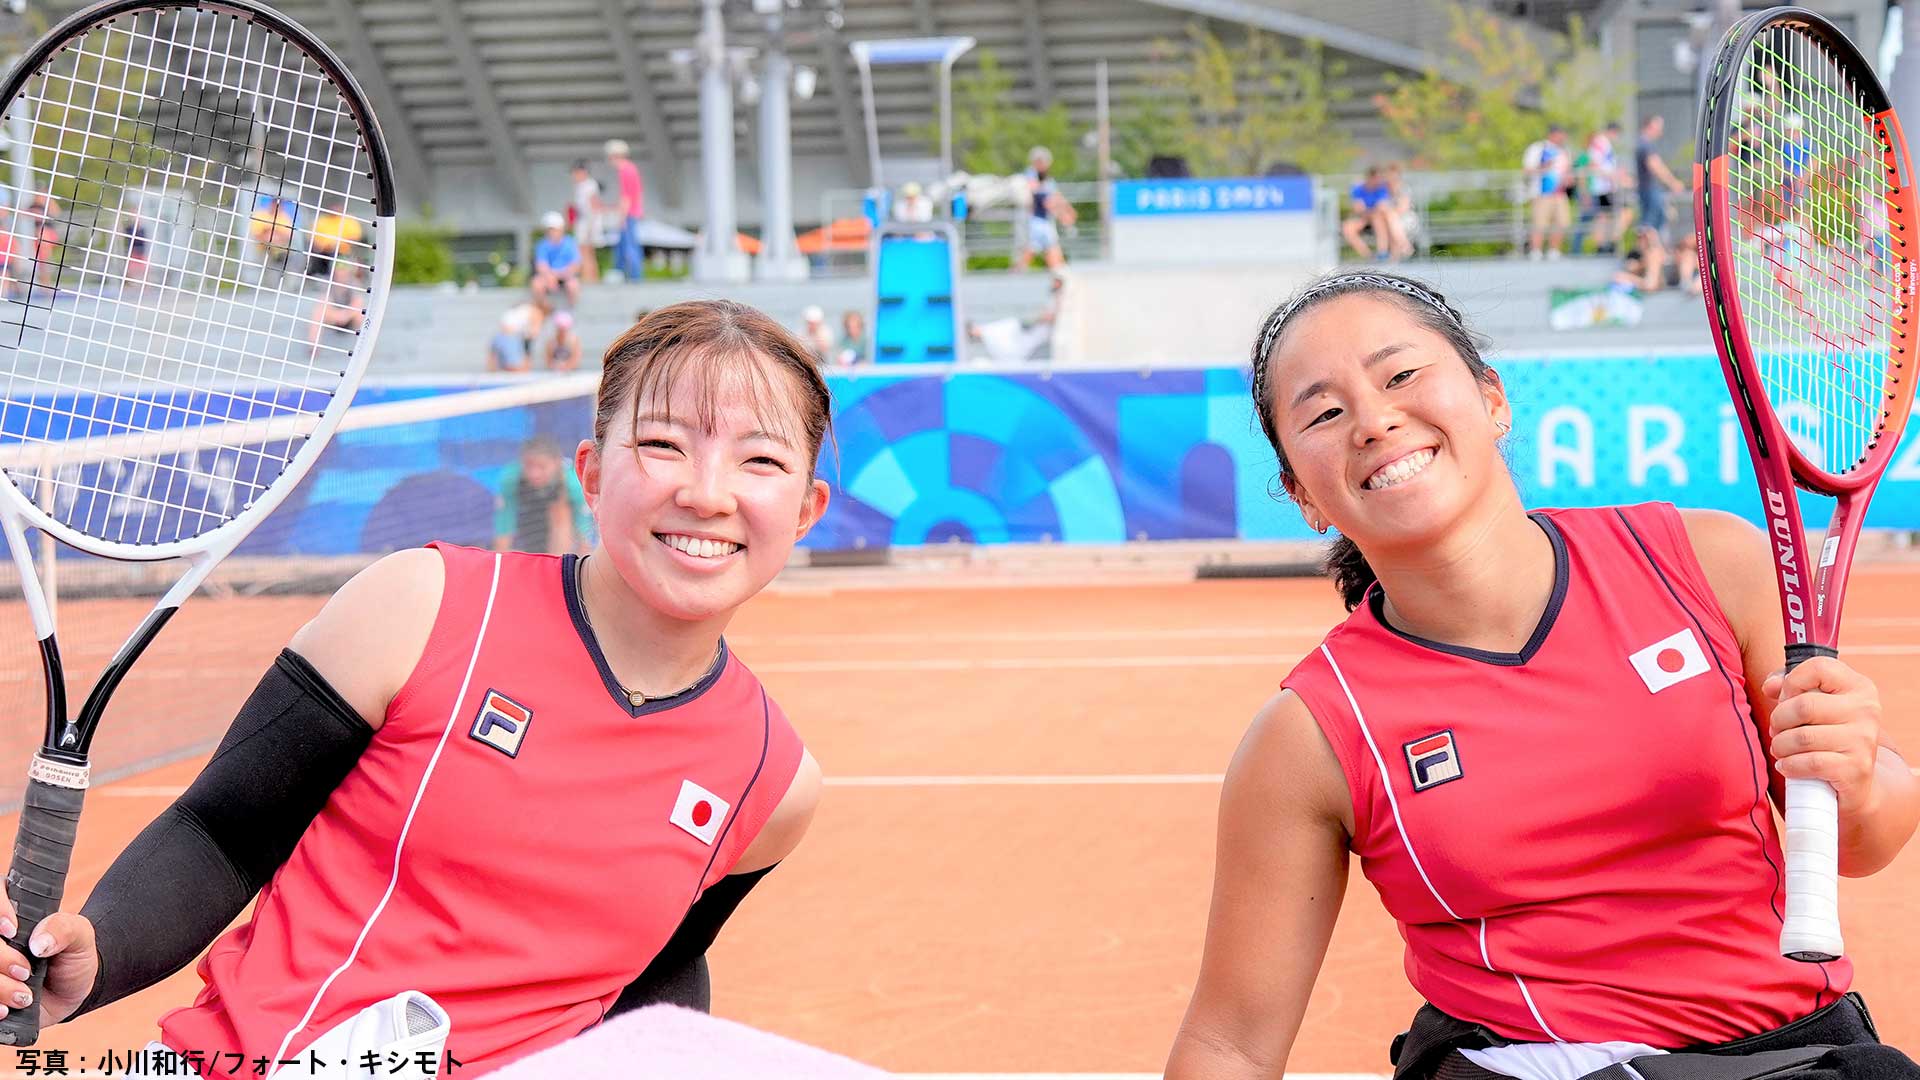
[1111,176,1315,217]
[8,357,1920,557]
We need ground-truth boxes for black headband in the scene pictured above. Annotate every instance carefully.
[1255,273,1459,365]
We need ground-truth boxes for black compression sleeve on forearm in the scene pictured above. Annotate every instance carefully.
[68,649,373,1019]
[608,865,777,1017]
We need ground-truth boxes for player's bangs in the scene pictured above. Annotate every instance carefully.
[625,341,810,457]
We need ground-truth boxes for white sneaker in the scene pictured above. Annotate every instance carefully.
[1528,250,1544,262]
[1547,249,1562,260]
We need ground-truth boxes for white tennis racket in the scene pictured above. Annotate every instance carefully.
[0,0,394,1043]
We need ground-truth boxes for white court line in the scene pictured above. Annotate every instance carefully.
[752,645,1920,673]
[827,774,1224,787]
[733,616,1920,648]
[96,774,1229,798]
[754,655,1297,673]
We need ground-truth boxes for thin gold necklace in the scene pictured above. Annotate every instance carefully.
[575,556,722,706]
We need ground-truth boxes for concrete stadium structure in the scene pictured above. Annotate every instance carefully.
[22,0,1881,242]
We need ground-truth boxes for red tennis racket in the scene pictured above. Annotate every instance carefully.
[1694,6,1918,963]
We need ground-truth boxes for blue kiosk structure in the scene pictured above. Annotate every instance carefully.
[849,36,973,364]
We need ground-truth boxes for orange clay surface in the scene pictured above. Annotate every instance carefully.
[1,566,1917,1076]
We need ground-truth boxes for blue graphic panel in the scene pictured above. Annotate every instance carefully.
[13,358,1920,559]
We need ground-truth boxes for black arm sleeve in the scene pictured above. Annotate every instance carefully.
[607,865,776,1017]
[69,649,373,1018]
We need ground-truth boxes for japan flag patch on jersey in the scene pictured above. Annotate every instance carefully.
[670,779,730,846]
[1628,627,1711,693]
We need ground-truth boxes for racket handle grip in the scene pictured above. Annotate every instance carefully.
[1780,775,1844,963]
[0,768,87,1046]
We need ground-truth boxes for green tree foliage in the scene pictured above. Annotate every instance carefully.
[1118,25,1356,178]
[915,50,1086,179]
[1375,6,1630,170]
[393,221,455,284]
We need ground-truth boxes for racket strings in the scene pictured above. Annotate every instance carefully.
[1726,23,1906,477]
[0,7,379,548]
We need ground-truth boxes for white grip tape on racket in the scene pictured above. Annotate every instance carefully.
[1780,776,1843,962]
[26,756,89,791]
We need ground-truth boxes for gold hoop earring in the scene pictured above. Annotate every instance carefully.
[1495,419,1512,435]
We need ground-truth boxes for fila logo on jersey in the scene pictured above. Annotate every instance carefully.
[1628,628,1710,694]
[469,690,533,758]
[1404,731,1463,792]
[671,779,730,845]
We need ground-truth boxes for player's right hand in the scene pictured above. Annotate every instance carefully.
[0,894,98,1029]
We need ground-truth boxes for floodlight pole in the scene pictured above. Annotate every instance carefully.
[755,2,807,281]
[693,0,750,283]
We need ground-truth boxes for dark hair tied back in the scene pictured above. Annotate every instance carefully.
[1248,272,1495,611]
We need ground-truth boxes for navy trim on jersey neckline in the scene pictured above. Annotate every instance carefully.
[561,553,730,717]
[1366,511,1570,667]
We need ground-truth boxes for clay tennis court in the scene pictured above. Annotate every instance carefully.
[1,559,1917,1076]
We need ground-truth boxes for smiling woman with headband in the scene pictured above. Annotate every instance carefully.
[1165,272,1919,1080]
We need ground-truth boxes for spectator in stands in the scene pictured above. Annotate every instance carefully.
[800,306,834,365]
[605,138,645,281]
[1340,165,1399,261]
[966,274,1063,364]
[1522,125,1572,260]
[307,197,362,278]
[118,211,151,288]
[248,194,296,271]
[486,296,549,373]
[532,211,583,308]
[1620,225,1701,298]
[1382,163,1417,259]
[0,209,20,301]
[568,159,601,284]
[307,262,367,350]
[893,181,934,224]
[1579,122,1624,255]
[493,435,592,555]
[546,309,583,372]
[1014,146,1075,273]
[1635,114,1689,250]
[26,193,61,290]
[837,309,867,366]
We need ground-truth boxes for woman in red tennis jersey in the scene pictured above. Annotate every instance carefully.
[1165,273,1920,1080]
[0,301,834,1076]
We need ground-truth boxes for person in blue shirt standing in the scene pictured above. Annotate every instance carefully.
[1522,125,1572,260]
[533,210,583,308]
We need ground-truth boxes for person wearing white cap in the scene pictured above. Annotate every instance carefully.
[533,209,582,308]
[800,305,834,365]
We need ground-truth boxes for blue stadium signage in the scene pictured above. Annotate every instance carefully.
[1112,176,1314,216]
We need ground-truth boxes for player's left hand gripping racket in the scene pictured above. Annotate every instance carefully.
[1695,6,1918,963]
[0,0,393,1042]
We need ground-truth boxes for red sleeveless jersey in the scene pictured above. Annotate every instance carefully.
[1281,503,1847,1047]
[160,545,804,1075]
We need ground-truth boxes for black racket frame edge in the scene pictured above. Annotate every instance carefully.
[0,0,397,217]
[0,0,395,1045]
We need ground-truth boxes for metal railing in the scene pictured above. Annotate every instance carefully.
[813,180,1109,279]
[1320,169,1535,258]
